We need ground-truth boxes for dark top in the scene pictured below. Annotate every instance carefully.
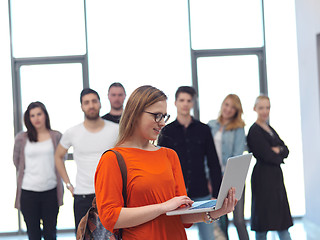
[101,113,121,124]
[158,118,222,198]
[247,123,293,231]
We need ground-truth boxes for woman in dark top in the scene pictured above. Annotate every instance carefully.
[247,95,293,240]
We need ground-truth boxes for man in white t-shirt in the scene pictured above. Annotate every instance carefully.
[55,88,119,232]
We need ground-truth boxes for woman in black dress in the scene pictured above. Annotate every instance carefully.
[247,95,293,240]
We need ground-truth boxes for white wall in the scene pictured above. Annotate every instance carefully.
[295,0,320,226]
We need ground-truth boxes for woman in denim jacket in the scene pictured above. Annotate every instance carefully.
[208,94,249,240]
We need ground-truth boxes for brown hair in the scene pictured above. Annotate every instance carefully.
[175,86,197,100]
[24,101,51,142]
[116,85,167,146]
[108,82,126,95]
[218,94,245,131]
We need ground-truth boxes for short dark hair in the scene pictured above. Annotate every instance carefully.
[175,86,197,100]
[108,82,126,95]
[80,88,100,104]
[24,101,51,142]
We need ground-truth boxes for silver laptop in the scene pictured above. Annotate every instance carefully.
[166,153,252,216]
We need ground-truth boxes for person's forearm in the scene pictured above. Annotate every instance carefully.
[114,203,165,229]
[55,155,71,185]
[113,195,194,229]
[116,201,228,228]
[55,154,74,194]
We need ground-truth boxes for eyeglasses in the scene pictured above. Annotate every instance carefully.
[143,111,170,123]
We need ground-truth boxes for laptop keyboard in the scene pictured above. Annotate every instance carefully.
[191,200,216,209]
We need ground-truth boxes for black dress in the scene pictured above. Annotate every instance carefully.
[247,123,293,231]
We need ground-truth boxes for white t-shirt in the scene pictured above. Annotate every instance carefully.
[22,138,57,191]
[214,130,224,172]
[60,120,119,194]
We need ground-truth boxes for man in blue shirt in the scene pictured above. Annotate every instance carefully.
[158,86,222,240]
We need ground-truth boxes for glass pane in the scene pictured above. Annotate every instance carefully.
[10,0,86,57]
[58,160,77,230]
[197,55,260,219]
[264,0,305,217]
[20,64,84,134]
[0,0,19,233]
[86,0,192,121]
[189,0,264,49]
[20,63,84,229]
[198,54,305,218]
[197,55,259,129]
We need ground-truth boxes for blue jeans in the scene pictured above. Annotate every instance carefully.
[193,195,215,240]
[256,230,292,240]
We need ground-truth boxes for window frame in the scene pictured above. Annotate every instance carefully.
[187,0,268,119]
[4,0,268,236]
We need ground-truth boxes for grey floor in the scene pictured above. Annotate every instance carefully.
[0,218,318,240]
[186,218,318,240]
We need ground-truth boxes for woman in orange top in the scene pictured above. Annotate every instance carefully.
[95,85,237,240]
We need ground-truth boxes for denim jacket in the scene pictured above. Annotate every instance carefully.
[207,119,246,171]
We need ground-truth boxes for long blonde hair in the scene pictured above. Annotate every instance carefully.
[116,85,167,146]
[218,94,245,130]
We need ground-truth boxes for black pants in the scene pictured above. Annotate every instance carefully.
[20,188,59,240]
[73,193,95,233]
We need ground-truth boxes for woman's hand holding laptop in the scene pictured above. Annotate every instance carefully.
[210,187,238,219]
[173,187,237,224]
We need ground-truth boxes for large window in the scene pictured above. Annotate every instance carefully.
[2,0,304,235]
[189,0,264,49]
[19,63,85,229]
[10,0,86,58]
[86,0,192,121]
[197,55,260,220]
[5,0,89,234]
[197,55,260,128]
[20,64,84,133]
[189,0,304,220]
[264,0,304,216]
[0,0,16,232]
